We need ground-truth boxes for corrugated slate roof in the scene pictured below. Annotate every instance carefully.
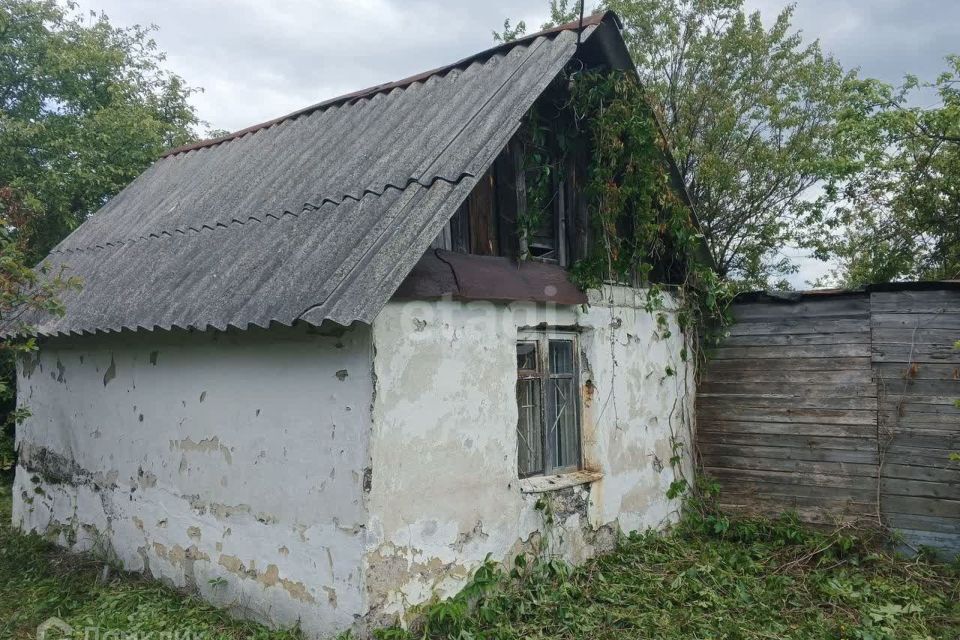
[10,13,622,337]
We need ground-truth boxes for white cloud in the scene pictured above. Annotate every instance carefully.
[78,0,551,131]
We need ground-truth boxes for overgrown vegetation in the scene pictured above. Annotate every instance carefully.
[502,0,870,287]
[0,482,302,640]
[567,71,729,338]
[517,68,732,366]
[376,486,959,640]
[4,478,956,640]
[505,0,960,290]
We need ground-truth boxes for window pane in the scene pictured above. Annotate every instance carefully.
[549,377,579,469]
[549,340,574,375]
[516,342,538,372]
[517,378,543,476]
[525,166,558,260]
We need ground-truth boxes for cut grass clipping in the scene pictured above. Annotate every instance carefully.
[378,513,958,640]
[2,480,957,640]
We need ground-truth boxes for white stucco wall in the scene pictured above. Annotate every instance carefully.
[13,325,373,637]
[13,287,696,637]
[366,286,695,621]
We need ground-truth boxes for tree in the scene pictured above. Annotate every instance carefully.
[814,57,960,286]
[1,0,200,262]
[499,0,868,287]
[0,0,201,465]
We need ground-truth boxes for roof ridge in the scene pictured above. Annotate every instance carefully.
[52,173,477,256]
[160,11,612,158]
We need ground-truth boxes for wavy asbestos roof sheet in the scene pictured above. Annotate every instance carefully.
[10,15,615,337]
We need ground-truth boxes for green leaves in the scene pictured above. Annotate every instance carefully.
[0,0,201,462]
[602,0,863,286]
[566,70,688,286]
[0,0,200,262]
[814,56,960,286]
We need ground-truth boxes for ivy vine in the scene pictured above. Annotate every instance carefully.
[517,105,554,257]
[520,69,733,359]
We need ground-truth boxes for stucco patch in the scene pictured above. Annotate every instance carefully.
[173,436,233,464]
[217,555,316,603]
[365,542,471,620]
[452,521,488,552]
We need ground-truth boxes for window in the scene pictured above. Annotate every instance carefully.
[516,332,581,477]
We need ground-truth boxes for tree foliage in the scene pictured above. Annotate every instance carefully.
[1,0,200,261]
[813,57,960,286]
[500,0,869,287]
[564,71,728,339]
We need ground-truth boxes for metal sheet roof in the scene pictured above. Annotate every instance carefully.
[394,250,588,306]
[10,14,620,337]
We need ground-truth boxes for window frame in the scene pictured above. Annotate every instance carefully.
[515,330,582,479]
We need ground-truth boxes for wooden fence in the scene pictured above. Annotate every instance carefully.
[698,284,960,556]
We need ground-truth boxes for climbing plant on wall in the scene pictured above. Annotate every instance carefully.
[514,70,733,507]
[529,69,732,355]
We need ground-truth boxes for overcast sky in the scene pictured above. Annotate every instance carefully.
[74,0,959,287]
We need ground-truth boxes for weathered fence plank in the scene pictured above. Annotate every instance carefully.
[706,356,872,372]
[727,318,869,336]
[699,420,876,437]
[699,405,877,425]
[698,286,960,556]
[710,343,871,360]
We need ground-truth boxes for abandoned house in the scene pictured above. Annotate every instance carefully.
[7,12,699,637]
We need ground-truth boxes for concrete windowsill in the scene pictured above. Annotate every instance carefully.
[519,470,604,494]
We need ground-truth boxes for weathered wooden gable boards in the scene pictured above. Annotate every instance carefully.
[697,287,960,556]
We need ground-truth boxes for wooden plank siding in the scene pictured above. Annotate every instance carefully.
[871,289,960,557]
[697,288,960,557]
[699,295,878,524]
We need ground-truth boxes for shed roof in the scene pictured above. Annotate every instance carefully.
[11,13,627,337]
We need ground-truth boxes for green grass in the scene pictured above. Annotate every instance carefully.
[379,508,960,640]
[0,479,302,640]
[2,479,958,640]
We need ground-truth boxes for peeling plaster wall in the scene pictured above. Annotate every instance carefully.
[13,325,373,637]
[12,288,695,635]
[367,286,695,621]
